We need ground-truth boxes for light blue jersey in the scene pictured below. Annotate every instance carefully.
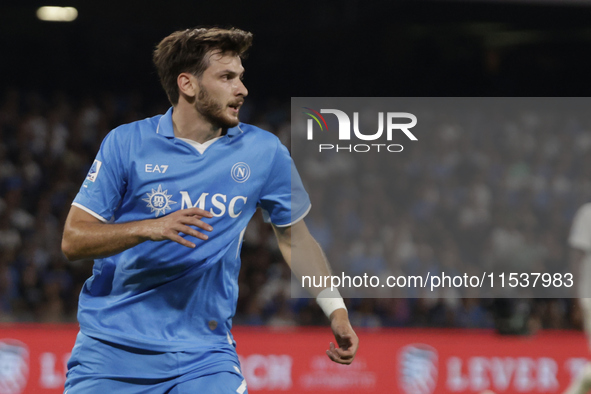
[72,107,310,352]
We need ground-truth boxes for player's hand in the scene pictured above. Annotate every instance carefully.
[326,308,358,365]
[146,208,214,248]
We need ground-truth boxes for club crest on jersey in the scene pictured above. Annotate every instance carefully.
[143,184,177,217]
[231,162,250,183]
[398,344,438,394]
[86,160,102,182]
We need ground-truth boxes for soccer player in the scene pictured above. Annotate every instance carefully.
[61,27,358,393]
[564,203,591,394]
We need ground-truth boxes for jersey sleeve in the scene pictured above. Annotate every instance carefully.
[569,203,591,252]
[72,129,127,222]
[258,140,311,227]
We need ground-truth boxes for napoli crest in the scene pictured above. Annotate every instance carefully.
[231,162,250,183]
[142,184,177,217]
[398,344,438,394]
[0,340,29,394]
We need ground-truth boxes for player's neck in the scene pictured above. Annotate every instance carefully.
[171,102,223,144]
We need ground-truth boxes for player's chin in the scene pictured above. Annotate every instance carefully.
[223,113,240,127]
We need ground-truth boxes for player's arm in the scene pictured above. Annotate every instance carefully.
[61,205,214,261]
[272,220,359,365]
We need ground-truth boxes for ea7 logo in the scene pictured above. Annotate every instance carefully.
[145,164,169,173]
[305,109,417,141]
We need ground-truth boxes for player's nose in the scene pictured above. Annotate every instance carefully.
[235,79,248,97]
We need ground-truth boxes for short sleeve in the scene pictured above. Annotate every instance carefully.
[569,203,591,252]
[72,130,127,222]
[258,141,311,227]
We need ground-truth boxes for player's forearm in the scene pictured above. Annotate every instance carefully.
[275,222,349,322]
[274,221,332,297]
[62,220,151,261]
[290,236,333,293]
[62,205,213,261]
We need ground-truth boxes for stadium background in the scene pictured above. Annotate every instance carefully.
[1,0,591,392]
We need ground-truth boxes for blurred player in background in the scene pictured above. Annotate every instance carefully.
[61,27,358,393]
[564,203,591,394]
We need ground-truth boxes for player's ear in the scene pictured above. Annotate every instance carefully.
[177,73,197,100]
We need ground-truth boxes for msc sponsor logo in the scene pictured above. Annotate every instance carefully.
[143,185,177,217]
[180,192,247,218]
[144,185,248,219]
[398,344,438,394]
[303,107,417,153]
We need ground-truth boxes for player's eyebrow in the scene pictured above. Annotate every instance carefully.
[218,69,244,77]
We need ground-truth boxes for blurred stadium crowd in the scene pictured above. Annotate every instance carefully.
[0,89,586,334]
[292,102,591,334]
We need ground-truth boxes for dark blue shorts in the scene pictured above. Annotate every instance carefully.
[64,332,247,394]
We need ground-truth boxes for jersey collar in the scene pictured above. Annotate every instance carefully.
[156,107,175,138]
[157,107,244,139]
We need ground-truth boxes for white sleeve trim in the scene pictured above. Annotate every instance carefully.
[272,204,312,228]
[72,203,109,223]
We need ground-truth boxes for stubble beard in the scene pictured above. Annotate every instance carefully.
[195,82,240,129]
